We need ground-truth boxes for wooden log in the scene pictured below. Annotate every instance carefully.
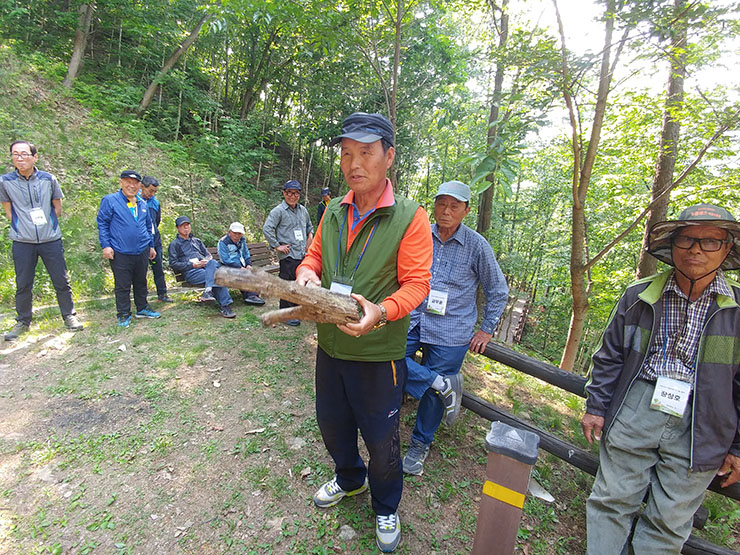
[214,266,361,325]
[260,306,311,326]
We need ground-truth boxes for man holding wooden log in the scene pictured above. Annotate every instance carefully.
[295,112,433,552]
[582,204,740,554]
[401,180,508,477]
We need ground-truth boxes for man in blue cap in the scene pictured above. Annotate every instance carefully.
[402,180,508,476]
[263,179,313,326]
[97,170,160,327]
[582,204,740,553]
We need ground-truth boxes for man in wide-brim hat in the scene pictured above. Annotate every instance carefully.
[581,203,740,554]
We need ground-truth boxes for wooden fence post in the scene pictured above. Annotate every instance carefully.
[473,421,540,555]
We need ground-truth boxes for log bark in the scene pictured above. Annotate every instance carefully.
[214,266,361,326]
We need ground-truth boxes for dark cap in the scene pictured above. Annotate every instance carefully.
[175,216,191,227]
[647,203,740,270]
[120,170,142,182]
[329,112,394,147]
[321,187,331,196]
[283,179,301,191]
[141,176,159,187]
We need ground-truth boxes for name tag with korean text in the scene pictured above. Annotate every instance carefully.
[330,281,353,296]
[294,229,304,241]
[650,376,691,418]
[29,207,47,226]
[426,289,448,315]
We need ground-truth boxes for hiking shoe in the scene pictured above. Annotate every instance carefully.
[402,440,430,476]
[63,314,84,331]
[200,290,216,302]
[117,315,132,328]
[219,304,236,318]
[376,512,401,552]
[135,308,161,319]
[284,319,301,327]
[243,292,265,306]
[439,373,464,426]
[157,295,174,303]
[5,322,29,341]
[313,476,369,508]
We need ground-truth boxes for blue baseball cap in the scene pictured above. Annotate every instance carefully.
[283,180,301,191]
[329,112,395,147]
[175,216,191,227]
[435,181,471,202]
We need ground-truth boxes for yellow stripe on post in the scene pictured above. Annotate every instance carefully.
[482,480,525,509]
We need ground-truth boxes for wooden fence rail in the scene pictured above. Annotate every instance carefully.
[464,342,740,554]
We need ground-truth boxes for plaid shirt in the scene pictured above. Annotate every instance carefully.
[640,271,732,384]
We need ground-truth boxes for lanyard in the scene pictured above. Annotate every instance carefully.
[334,209,380,280]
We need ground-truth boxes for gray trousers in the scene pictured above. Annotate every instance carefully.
[586,379,718,555]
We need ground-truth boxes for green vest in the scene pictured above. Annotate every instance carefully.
[317,194,420,361]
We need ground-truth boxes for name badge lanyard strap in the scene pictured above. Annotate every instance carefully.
[334,209,380,280]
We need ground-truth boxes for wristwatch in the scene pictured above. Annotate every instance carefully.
[372,303,387,331]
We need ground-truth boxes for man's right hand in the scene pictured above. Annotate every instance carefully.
[102,247,115,260]
[275,245,291,255]
[581,413,604,446]
[296,266,321,287]
[194,259,207,269]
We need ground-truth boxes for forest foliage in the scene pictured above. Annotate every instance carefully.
[0,0,738,370]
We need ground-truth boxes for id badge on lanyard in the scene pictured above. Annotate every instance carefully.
[649,376,691,418]
[426,289,449,315]
[294,228,304,241]
[29,207,47,226]
[330,276,354,297]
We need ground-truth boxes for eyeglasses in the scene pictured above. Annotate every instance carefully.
[672,235,730,252]
[283,190,300,196]
[11,152,34,159]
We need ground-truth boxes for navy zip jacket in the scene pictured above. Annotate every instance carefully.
[97,190,154,255]
[168,234,211,274]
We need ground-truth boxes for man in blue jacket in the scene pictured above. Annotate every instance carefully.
[140,176,171,302]
[97,170,160,327]
[582,204,740,554]
[217,222,265,305]
[168,216,235,318]
[0,140,83,340]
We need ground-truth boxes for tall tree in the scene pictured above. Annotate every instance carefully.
[137,11,211,115]
[63,2,95,88]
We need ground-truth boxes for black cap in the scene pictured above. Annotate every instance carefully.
[321,187,331,196]
[283,179,301,191]
[329,112,394,147]
[175,216,191,227]
[120,170,142,182]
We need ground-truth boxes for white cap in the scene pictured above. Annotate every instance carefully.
[229,222,246,234]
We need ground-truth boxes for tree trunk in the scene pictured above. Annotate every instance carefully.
[477,0,509,235]
[558,0,618,371]
[137,12,211,115]
[636,0,687,278]
[388,0,403,188]
[63,3,95,88]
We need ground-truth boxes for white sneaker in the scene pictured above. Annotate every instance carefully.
[312,476,368,508]
[376,512,401,552]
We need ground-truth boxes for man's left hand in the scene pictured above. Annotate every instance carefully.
[469,330,492,354]
[149,248,156,260]
[717,453,740,487]
[337,293,381,338]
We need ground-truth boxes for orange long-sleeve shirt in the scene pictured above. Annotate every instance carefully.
[298,180,432,321]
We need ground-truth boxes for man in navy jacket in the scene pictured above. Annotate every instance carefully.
[97,170,160,327]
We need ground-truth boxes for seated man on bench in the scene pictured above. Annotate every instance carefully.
[217,221,265,306]
[167,216,235,318]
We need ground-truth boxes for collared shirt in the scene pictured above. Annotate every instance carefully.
[263,200,313,260]
[409,223,508,346]
[640,271,732,383]
[299,179,432,321]
[0,168,64,244]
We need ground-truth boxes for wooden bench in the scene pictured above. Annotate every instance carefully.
[171,241,279,285]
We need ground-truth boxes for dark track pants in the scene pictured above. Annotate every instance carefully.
[12,239,75,325]
[109,249,150,318]
[149,244,168,298]
[278,256,302,309]
[315,347,407,516]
